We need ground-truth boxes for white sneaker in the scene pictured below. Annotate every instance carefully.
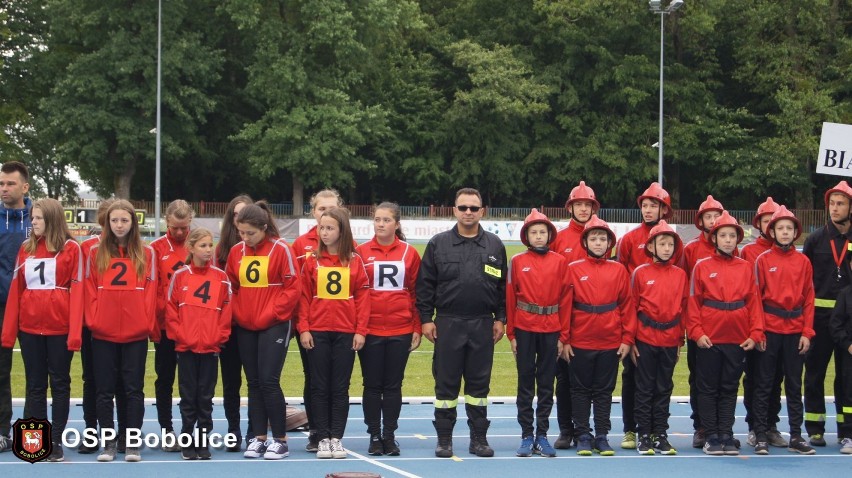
[840,438,852,455]
[97,440,117,462]
[244,438,268,459]
[746,430,756,447]
[264,440,289,460]
[124,446,141,462]
[316,438,332,459]
[330,438,347,459]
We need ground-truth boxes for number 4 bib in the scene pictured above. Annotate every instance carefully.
[317,267,350,300]
[184,275,221,310]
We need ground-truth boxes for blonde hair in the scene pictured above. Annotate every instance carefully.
[185,228,214,265]
[96,200,147,278]
[165,199,194,221]
[24,198,73,254]
[310,189,343,210]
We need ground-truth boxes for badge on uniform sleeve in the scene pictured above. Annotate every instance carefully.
[484,265,502,278]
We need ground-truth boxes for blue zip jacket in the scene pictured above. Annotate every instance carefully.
[1,196,32,304]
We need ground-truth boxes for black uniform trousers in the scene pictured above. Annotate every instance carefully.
[358,333,412,436]
[621,357,636,433]
[743,348,783,431]
[696,344,744,438]
[570,348,619,438]
[298,338,315,432]
[81,327,127,433]
[309,331,357,440]
[177,351,218,436]
[634,340,678,436]
[687,339,701,430]
[154,330,177,432]
[218,326,251,439]
[514,329,558,437]
[839,351,852,440]
[0,304,13,437]
[754,332,805,437]
[238,321,290,438]
[18,332,73,443]
[91,338,147,433]
[432,316,494,422]
[805,311,844,436]
[555,359,574,436]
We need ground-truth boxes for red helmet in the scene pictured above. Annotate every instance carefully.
[752,197,780,231]
[824,181,852,208]
[581,214,616,250]
[694,195,724,229]
[644,220,682,258]
[709,210,744,244]
[565,181,601,213]
[520,208,558,248]
[637,182,673,220]
[766,205,802,242]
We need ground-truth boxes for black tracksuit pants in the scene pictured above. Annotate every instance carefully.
[358,333,412,437]
[18,332,73,443]
[514,329,558,437]
[634,340,678,436]
[570,348,619,438]
[432,317,493,422]
[696,344,744,438]
[154,330,177,432]
[754,332,805,437]
[743,348,783,431]
[805,312,844,436]
[178,351,218,436]
[621,356,636,433]
[91,338,147,433]
[309,331,357,440]
[555,359,573,436]
[0,305,13,437]
[238,321,291,438]
[218,326,251,439]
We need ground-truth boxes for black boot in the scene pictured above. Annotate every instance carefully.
[468,418,494,457]
[433,419,455,458]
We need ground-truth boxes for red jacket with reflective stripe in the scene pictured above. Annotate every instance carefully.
[686,253,765,344]
[84,245,159,343]
[549,220,587,263]
[754,246,816,338]
[740,236,772,265]
[617,223,684,275]
[166,262,233,353]
[631,262,687,347]
[298,251,370,335]
[356,237,421,337]
[1,238,84,350]
[151,231,189,331]
[567,257,636,350]
[506,250,571,344]
[225,237,301,331]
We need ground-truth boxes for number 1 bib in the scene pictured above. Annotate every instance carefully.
[24,258,57,290]
[239,256,269,288]
[317,267,350,300]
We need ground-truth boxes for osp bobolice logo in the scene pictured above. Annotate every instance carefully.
[13,418,53,463]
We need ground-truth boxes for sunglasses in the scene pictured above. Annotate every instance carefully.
[456,205,482,212]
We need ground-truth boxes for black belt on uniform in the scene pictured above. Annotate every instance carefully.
[573,301,618,314]
[703,299,745,311]
[637,311,681,331]
[762,303,803,319]
[516,300,559,315]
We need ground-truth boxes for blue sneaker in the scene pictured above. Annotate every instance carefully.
[576,434,593,456]
[516,436,534,457]
[534,435,556,457]
[594,435,615,456]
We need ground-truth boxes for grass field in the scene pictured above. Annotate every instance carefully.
[7,243,837,400]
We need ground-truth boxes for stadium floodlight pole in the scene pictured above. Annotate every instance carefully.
[154,0,162,237]
[648,0,683,187]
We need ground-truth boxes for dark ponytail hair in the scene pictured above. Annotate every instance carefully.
[375,201,406,241]
[218,195,253,266]
[237,201,279,238]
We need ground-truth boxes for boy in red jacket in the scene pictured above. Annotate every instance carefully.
[630,220,686,456]
[687,211,764,456]
[565,215,636,456]
[753,206,816,455]
[507,209,570,458]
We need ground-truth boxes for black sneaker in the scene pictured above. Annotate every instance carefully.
[117,434,127,454]
[692,428,706,448]
[703,436,723,456]
[636,434,654,455]
[46,443,64,462]
[554,432,573,449]
[722,435,739,455]
[653,434,677,455]
[305,432,319,452]
[809,433,826,447]
[787,436,815,455]
[754,440,769,455]
[368,434,384,456]
[77,440,99,454]
[197,445,212,460]
[226,437,242,453]
[383,436,400,456]
[182,446,198,460]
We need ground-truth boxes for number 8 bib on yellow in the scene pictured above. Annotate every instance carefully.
[240,256,270,288]
[317,267,350,300]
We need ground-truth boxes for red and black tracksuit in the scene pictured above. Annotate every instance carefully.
[167,262,232,438]
[356,237,421,439]
[830,286,852,439]
[151,231,189,433]
[84,244,158,436]
[803,222,852,437]
[549,220,586,438]
[687,253,764,441]
[630,261,687,437]
[507,250,570,438]
[754,245,815,439]
[2,237,83,443]
[226,237,301,439]
[299,251,370,440]
[567,256,636,439]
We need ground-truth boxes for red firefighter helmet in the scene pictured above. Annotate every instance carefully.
[694,195,725,229]
[709,210,744,244]
[564,181,601,213]
[644,220,682,258]
[824,181,852,208]
[637,182,673,220]
[520,208,558,248]
[752,197,780,231]
[581,214,616,250]
[766,205,802,242]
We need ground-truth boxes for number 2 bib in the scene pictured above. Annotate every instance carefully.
[317,267,350,300]
[239,256,269,288]
[103,258,137,290]
[24,258,57,290]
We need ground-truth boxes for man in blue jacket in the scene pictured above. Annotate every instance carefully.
[0,161,31,452]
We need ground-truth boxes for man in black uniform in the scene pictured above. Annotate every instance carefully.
[803,181,852,447]
[417,188,507,458]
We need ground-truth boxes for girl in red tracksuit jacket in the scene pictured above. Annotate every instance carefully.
[752,206,816,455]
[225,201,301,460]
[565,215,636,456]
[1,198,83,461]
[687,211,764,457]
[507,209,570,458]
[355,202,421,456]
[84,199,158,463]
[629,220,687,456]
[167,227,233,460]
[299,207,370,460]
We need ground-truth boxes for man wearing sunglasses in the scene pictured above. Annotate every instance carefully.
[417,188,507,459]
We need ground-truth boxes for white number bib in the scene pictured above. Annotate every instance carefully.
[24,258,57,290]
[373,261,405,291]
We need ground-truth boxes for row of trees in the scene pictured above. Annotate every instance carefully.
[1,0,850,211]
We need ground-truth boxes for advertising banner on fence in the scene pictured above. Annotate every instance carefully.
[816,122,852,178]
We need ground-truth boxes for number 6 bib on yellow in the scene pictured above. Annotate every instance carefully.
[317,267,350,300]
[240,256,270,288]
